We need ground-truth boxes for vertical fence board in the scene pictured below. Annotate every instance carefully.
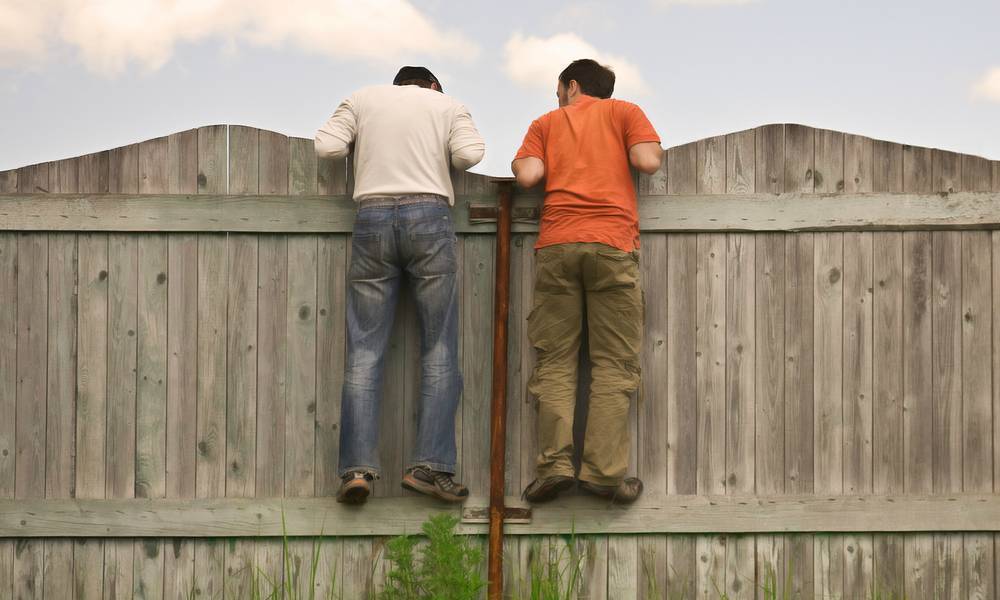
[637,233,667,599]
[256,127,289,591]
[224,124,259,599]
[286,138,319,597]
[842,231,874,598]
[814,129,844,193]
[963,230,994,600]
[106,231,138,600]
[844,134,874,194]
[725,232,755,599]
[932,150,964,600]
[813,231,844,600]
[0,227,15,598]
[133,136,175,599]
[43,161,78,598]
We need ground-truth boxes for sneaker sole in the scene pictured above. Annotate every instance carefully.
[401,476,468,503]
[525,477,575,503]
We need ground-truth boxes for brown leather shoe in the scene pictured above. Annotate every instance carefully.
[579,477,644,504]
[522,475,575,503]
[336,471,374,504]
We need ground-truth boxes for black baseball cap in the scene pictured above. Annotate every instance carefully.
[393,66,443,93]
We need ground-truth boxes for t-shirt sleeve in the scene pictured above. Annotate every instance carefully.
[514,119,545,161]
[622,103,660,148]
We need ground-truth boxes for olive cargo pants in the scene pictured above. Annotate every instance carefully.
[528,242,643,486]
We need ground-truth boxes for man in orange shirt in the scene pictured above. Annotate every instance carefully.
[512,59,663,504]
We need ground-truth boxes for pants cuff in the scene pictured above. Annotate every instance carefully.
[339,465,381,479]
[577,465,622,487]
[408,460,455,475]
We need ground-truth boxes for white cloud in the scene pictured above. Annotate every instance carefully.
[0,0,479,76]
[654,0,755,6]
[972,67,1000,103]
[503,32,648,98]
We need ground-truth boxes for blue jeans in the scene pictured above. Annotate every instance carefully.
[339,195,462,478]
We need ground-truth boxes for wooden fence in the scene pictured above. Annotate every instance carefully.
[1,123,1000,599]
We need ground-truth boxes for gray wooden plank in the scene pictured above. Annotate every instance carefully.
[784,231,814,598]
[193,234,228,600]
[697,135,726,194]
[755,124,784,193]
[873,140,903,193]
[0,231,14,600]
[667,142,697,195]
[663,124,699,600]
[902,146,933,193]
[932,149,961,194]
[755,232,785,599]
[223,125,259,600]
[607,536,637,598]
[842,230,874,598]
[902,228,934,599]
[784,124,815,193]
[75,231,107,599]
[9,191,1000,233]
[108,144,140,194]
[105,233,138,600]
[461,235,494,495]
[228,126,259,195]
[725,232,755,599]
[78,151,110,194]
[14,223,47,599]
[0,170,16,193]
[726,129,755,195]
[815,129,845,193]
[196,126,225,195]
[134,243,169,600]
[962,155,992,192]
[813,231,844,600]
[315,237,346,497]
[259,130,289,195]
[4,494,1000,537]
[695,231,726,598]
[43,161,77,599]
[163,232,198,600]
[256,126,289,591]
[130,133,167,600]
[963,230,994,600]
[637,233,667,599]
[223,234,257,600]
[285,226,318,597]
[190,125,228,600]
[167,129,198,195]
[932,151,964,600]
[844,134,874,194]
[873,232,905,595]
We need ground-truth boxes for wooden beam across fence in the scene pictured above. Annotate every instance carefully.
[2,495,999,538]
[2,191,1000,232]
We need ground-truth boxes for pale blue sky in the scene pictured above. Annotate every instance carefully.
[1,0,998,176]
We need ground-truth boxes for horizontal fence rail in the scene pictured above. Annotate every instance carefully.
[3,495,1000,537]
[2,192,1000,232]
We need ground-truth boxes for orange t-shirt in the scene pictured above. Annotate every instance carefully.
[514,95,660,252]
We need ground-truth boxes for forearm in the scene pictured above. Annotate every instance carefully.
[628,142,664,175]
[512,157,545,188]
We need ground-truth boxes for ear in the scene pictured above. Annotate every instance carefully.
[568,80,580,96]
[431,82,441,92]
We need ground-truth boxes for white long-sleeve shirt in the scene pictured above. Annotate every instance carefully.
[315,84,485,203]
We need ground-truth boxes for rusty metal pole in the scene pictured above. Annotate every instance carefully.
[487,180,514,600]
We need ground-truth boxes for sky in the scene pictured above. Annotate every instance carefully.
[0,0,998,176]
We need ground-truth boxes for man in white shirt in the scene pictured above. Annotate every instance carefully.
[316,66,485,504]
